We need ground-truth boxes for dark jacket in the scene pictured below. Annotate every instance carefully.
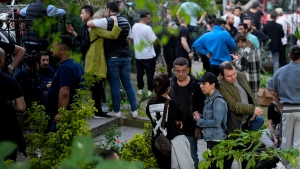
[251,29,269,46]
[104,15,131,58]
[76,24,89,57]
[218,72,255,122]
[262,21,284,51]
[169,74,205,136]
[22,0,48,44]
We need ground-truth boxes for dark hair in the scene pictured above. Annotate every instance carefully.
[243,17,254,25]
[140,10,150,18]
[215,18,226,25]
[238,23,248,30]
[60,35,73,50]
[153,73,170,97]
[106,2,119,13]
[219,61,235,76]
[234,6,242,11]
[251,1,260,9]
[289,45,300,61]
[234,34,247,43]
[173,57,189,68]
[207,13,217,20]
[99,149,119,160]
[270,11,278,20]
[39,50,49,56]
[82,5,94,17]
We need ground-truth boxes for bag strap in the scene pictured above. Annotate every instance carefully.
[212,96,228,134]
[90,37,100,45]
[161,99,170,128]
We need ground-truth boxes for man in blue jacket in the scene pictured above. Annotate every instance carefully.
[193,18,236,76]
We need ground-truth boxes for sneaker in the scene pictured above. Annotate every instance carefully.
[94,112,111,118]
[147,91,152,97]
[130,110,138,118]
[194,61,199,64]
[101,103,108,113]
[107,111,121,118]
[137,89,143,95]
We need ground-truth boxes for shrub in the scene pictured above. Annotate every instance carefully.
[120,122,158,169]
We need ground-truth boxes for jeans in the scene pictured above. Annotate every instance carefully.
[210,65,220,77]
[270,51,279,73]
[250,116,264,131]
[186,136,198,169]
[106,57,138,112]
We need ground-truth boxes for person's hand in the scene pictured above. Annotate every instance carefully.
[206,53,211,59]
[176,121,183,129]
[274,137,279,147]
[54,114,60,123]
[249,114,256,121]
[46,81,52,89]
[231,54,240,60]
[254,107,263,116]
[110,15,117,21]
[188,52,194,59]
[65,24,74,34]
[193,111,200,121]
[8,68,14,76]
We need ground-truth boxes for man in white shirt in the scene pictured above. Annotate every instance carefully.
[289,8,300,45]
[131,10,157,96]
[275,8,290,67]
[221,5,241,29]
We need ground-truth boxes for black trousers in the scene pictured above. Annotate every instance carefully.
[163,47,176,78]
[136,57,156,91]
[210,65,220,77]
[91,80,105,115]
[279,45,287,67]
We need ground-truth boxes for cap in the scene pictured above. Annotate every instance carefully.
[251,1,260,9]
[275,8,283,15]
[198,72,219,86]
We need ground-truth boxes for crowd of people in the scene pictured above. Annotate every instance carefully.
[0,0,300,168]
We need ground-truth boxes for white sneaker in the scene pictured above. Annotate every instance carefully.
[194,61,199,64]
[137,89,143,95]
[107,111,121,118]
[131,110,138,118]
[101,103,108,112]
[147,91,152,97]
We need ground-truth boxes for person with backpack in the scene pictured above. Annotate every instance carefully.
[218,61,264,168]
[193,72,231,169]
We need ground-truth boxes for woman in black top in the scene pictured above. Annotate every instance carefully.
[146,73,184,169]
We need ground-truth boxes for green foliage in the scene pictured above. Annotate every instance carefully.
[199,130,300,169]
[260,73,272,88]
[120,122,158,169]
[24,69,100,168]
[194,68,206,79]
[94,125,123,154]
[1,141,18,168]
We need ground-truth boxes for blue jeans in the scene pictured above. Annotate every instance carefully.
[106,57,138,112]
[186,136,198,169]
[250,116,264,131]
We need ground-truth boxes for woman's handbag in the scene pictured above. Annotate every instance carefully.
[154,99,172,156]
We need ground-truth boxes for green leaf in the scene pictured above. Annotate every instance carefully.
[202,151,209,159]
[291,148,300,157]
[6,162,29,169]
[70,136,95,163]
[0,141,17,168]
[288,154,298,169]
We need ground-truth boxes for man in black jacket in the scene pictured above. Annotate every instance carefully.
[262,11,284,73]
[66,5,93,59]
[169,57,205,169]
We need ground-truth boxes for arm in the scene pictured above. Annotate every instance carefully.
[12,96,26,112]
[20,5,29,16]
[47,5,66,17]
[193,36,209,56]
[66,24,78,38]
[87,18,108,28]
[8,45,25,75]
[226,34,237,51]
[58,86,70,108]
[91,25,122,39]
[181,36,193,59]
[196,98,227,127]
[197,10,207,25]
[219,80,255,115]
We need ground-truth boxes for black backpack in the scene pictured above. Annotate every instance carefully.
[212,96,242,135]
